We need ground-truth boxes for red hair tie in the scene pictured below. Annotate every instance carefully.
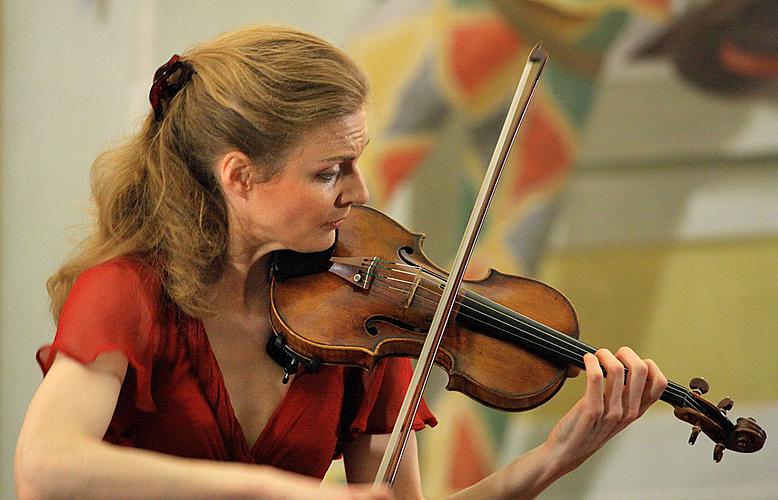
[149,54,194,120]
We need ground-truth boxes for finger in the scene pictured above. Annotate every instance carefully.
[596,348,624,427]
[582,352,604,415]
[615,346,648,423]
[639,358,668,415]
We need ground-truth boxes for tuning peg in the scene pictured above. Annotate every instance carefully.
[713,443,725,462]
[717,397,734,413]
[689,377,709,395]
[688,426,701,445]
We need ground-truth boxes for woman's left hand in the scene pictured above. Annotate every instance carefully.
[544,347,668,474]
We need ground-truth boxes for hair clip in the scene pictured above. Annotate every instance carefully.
[149,54,194,120]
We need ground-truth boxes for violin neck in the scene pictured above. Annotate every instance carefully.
[459,289,692,410]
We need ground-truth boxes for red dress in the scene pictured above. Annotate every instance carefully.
[37,257,436,479]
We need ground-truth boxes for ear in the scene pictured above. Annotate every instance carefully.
[216,151,255,199]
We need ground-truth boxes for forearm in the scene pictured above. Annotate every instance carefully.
[446,442,565,500]
[16,436,311,499]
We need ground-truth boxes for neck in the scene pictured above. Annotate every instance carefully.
[209,251,273,316]
[215,213,284,315]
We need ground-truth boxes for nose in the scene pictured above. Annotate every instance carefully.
[338,166,370,207]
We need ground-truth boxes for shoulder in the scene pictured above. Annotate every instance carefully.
[62,255,165,326]
[72,255,162,301]
[45,256,168,413]
[77,255,159,287]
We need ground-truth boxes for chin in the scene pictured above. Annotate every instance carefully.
[292,230,336,254]
[317,230,337,251]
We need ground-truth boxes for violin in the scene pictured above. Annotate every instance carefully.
[269,204,767,463]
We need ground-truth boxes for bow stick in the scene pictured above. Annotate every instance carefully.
[373,43,549,487]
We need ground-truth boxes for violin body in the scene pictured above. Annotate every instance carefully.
[270,205,579,411]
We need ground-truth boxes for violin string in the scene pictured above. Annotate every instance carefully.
[409,279,697,411]
[399,267,699,410]
[366,276,699,412]
[368,270,591,367]
[364,261,699,411]
[375,275,593,369]
[368,260,699,409]
[367,264,599,365]
[367,264,601,366]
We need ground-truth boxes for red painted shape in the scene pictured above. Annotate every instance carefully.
[447,413,492,491]
[378,144,431,199]
[449,19,522,98]
[515,107,571,196]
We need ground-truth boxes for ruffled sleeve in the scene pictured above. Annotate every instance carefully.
[37,257,160,413]
[342,357,437,442]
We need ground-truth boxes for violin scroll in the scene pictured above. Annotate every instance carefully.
[673,377,767,462]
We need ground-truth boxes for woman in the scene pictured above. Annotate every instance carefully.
[15,25,667,499]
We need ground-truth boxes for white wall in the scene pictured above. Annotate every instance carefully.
[0,2,375,497]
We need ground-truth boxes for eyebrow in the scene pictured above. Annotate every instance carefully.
[320,137,371,163]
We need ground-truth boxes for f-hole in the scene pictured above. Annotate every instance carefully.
[366,316,426,336]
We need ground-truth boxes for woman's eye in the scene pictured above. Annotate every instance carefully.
[317,170,339,181]
[317,162,348,181]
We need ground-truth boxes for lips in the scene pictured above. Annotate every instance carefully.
[328,217,345,228]
[323,211,349,228]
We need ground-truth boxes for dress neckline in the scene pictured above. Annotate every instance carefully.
[190,318,300,462]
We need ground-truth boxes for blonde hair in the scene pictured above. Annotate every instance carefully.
[48,25,369,321]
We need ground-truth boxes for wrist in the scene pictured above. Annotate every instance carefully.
[489,443,568,500]
[535,440,572,482]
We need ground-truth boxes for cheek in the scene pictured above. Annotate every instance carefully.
[267,186,330,226]
[268,188,337,252]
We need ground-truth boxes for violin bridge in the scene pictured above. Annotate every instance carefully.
[405,266,423,308]
[329,256,379,290]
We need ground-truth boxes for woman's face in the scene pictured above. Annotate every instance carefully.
[239,108,370,255]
